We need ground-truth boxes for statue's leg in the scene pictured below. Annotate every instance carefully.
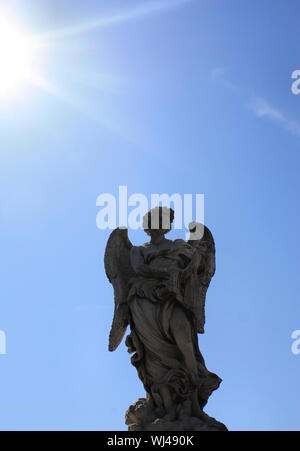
[171,306,198,375]
[158,385,177,420]
[170,306,203,418]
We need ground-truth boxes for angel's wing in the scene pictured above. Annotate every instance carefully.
[104,228,135,351]
[187,222,216,334]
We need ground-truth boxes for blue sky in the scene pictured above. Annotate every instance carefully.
[0,0,299,431]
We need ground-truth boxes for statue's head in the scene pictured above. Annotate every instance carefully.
[142,206,175,237]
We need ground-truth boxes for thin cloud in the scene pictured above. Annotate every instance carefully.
[211,69,300,138]
[211,67,240,93]
[40,0,191,40]
[250,97,300,137]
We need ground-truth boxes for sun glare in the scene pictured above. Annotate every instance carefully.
[0,16,39,100]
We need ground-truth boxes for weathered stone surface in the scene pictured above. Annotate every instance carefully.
[105,207,227,431]
[125,397,227,431]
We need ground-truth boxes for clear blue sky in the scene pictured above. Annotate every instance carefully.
[0,0,299,431]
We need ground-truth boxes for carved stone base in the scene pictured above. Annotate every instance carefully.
[125,398,227,432]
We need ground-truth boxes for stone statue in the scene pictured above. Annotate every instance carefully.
[105,207,227,431]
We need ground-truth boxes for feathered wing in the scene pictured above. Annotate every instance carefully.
[104,228,135,351]
[187,222,216,334]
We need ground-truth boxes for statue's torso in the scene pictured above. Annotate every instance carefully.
[138,238,193,270]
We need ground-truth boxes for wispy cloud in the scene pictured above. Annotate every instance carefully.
[211,67,300,138]
[250,96,300,137]
[41,0,191,40]
[211,67,240,93]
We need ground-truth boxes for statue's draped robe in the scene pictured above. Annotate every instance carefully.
[126,239,221,409]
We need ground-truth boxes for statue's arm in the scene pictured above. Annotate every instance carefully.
[130,246,169,279]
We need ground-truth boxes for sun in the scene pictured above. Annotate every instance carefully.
[0,16,40,100]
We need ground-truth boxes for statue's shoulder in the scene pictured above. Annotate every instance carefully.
[161,238,184,248]
[140,241,151,249]
[172,238,186,244]
[134,242,151,253]
[172,238,189,246]
[171,239,193,252]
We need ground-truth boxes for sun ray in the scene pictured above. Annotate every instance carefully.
[39,0,191,41]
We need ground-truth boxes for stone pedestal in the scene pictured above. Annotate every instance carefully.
[126,398,227,431]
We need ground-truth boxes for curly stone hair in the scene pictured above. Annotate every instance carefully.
[142,206,175,233]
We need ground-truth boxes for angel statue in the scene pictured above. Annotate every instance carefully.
[105,206,227,431]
